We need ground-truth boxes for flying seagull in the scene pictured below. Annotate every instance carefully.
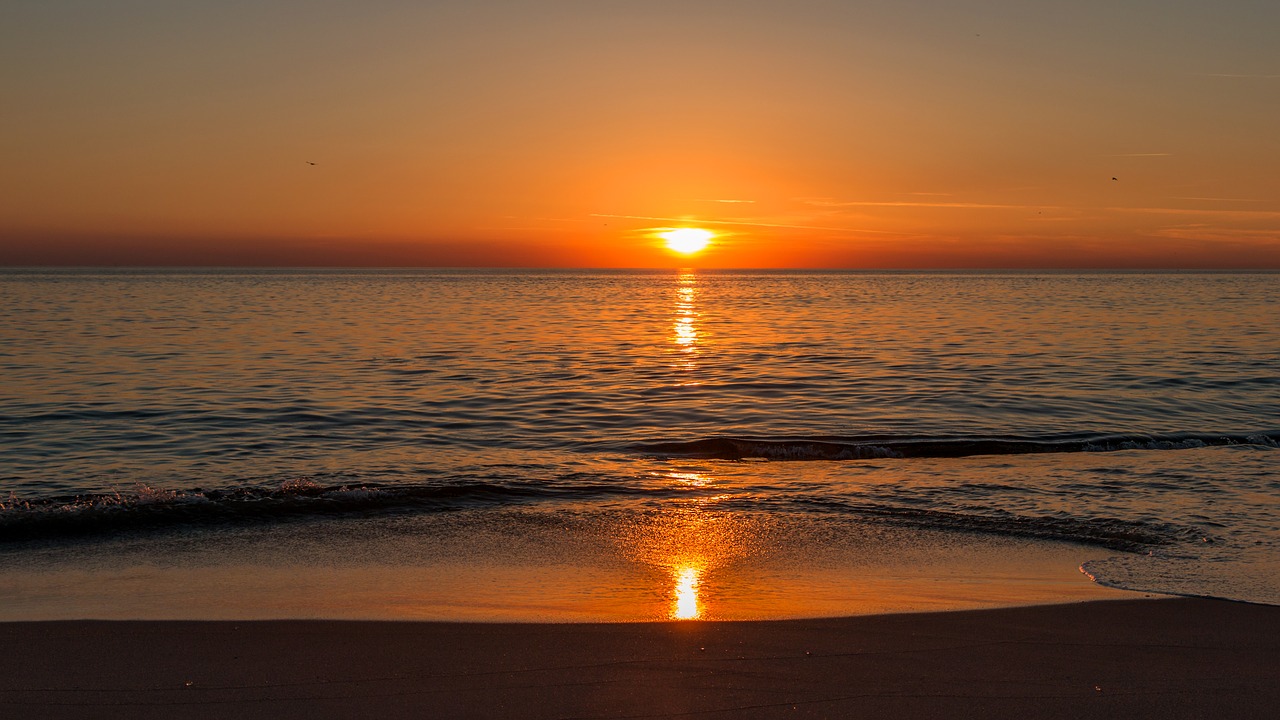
[306,161,317,166]
[1112,176,1118,181]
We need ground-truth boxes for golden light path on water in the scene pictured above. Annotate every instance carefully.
[665,273,710,619]
[671,271,700,375]
[621,269,1139,621]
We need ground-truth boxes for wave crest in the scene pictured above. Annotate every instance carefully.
[0,480,543,542]
[634,431,1279,461]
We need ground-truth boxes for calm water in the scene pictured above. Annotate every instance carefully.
[1,269,1277,613]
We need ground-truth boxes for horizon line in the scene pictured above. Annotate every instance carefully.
[2,265,1276,273]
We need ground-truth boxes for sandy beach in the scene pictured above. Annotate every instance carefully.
[2,597,1276,719]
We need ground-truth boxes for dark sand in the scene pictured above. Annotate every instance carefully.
[2,598,1276,719]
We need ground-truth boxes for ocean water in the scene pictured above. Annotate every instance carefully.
[0,269,1276,618]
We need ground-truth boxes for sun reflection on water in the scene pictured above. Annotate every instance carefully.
[666,470,712,488]
[671,271,700,374]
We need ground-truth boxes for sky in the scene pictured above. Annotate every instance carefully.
[2,0,1278,268]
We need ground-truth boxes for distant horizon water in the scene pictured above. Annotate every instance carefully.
[3,266,1278,272]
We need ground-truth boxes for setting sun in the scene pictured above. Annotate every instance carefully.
[660,228,714,255]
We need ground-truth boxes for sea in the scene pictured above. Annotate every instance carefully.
[0,269,1276,620]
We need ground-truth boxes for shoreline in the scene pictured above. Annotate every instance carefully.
[0,510,1141,622]
[4,597,1276,719]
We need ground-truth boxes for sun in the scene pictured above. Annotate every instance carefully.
[660,228,713,254]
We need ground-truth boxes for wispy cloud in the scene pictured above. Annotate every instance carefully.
[690,198,756,204]
[1150,225,1280,243]
[1107,152,1172,157]
[802,199,1064,210]
[1173,197,1265,203]
[1110,206,1280,219]
[589,213,907,235]
[1192,73,1280,78]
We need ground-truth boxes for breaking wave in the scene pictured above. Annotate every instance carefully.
[0,475,1196,552]
[634,430,1279,461]
[0,479,595,542]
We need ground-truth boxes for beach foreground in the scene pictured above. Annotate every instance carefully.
[3,597,1276,719]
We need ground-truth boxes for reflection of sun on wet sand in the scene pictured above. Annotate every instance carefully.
[673,565,701,619]
[617,467,791,620]
[616,493,762,621]
[592,463,1142,622]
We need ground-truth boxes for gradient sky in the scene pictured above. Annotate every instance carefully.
[2,0,1278,267]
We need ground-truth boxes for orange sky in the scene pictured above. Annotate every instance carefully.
[2,1,1278,268]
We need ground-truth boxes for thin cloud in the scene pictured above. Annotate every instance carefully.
[690,198,756,204]
[1173,197,1264,203]
[1110,206,1280,219]
[1150,226,1280,243]
[589,213,907,235]
[505,216,584,223]
[1192,73,1280,78]
[804,199,1064,210]
[1107,152,1172,157]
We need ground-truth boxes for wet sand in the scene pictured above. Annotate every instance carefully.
[2,597,1276,719]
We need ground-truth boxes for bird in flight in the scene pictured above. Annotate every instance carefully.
[306,161,317,166]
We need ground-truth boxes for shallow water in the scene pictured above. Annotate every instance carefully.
[1,269,1276,617]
